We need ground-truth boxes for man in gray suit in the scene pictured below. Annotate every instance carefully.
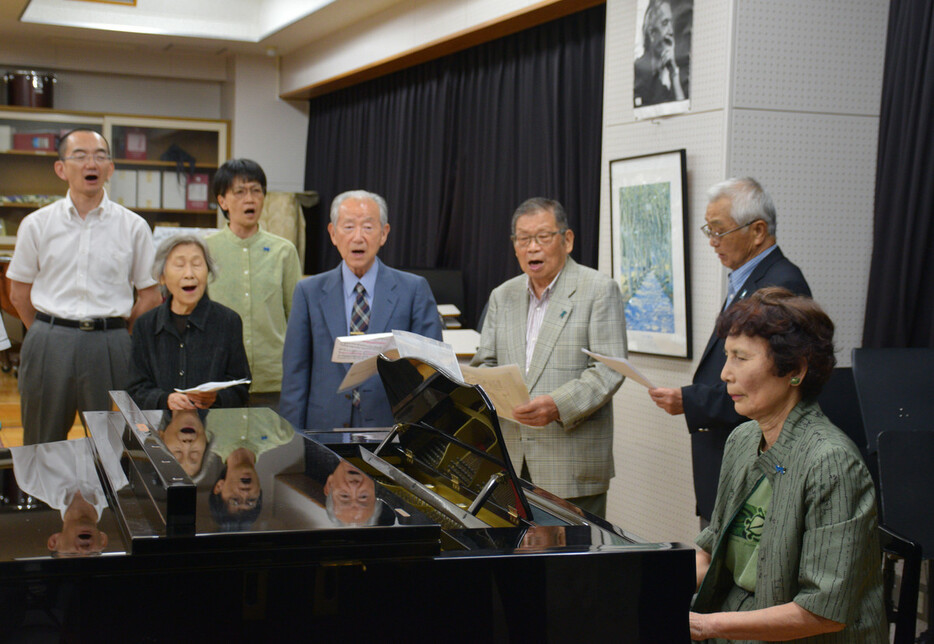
[471,198,627,518]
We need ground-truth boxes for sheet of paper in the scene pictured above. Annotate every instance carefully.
[392,329,463,381]
[337,349,401,392]
[460,364,530,422]
[582,349,655,388]
[437,303,461,317]
[442,329,481,356]
[331,332,394,363]
[175,378,251,394]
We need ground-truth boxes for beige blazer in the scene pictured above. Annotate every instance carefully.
[472,257,627,498]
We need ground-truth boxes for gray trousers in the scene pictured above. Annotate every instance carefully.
[19,319,131,444]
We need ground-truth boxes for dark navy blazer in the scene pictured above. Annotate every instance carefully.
[683,246,810,520]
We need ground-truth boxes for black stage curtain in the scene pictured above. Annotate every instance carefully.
[863,0,934,347]
[303,5,606,327]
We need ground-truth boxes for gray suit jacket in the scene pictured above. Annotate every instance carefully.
[471,258,627,498]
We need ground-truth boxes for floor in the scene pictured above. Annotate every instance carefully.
[0,367,84,448]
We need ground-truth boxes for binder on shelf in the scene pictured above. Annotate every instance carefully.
[162,172,187,210]
[109,169,138,208]
[124,128,147,160]
[137,170,161,209]
[13,132,56,152]
[185,174,209,210]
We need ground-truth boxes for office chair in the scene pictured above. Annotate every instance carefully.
[878,430,934,644]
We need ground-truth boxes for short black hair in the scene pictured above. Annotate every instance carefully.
[57,128,110,160]
[209,466,263,530]
[212,158,267,219]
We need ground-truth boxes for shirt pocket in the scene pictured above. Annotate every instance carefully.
[92,248,132,286]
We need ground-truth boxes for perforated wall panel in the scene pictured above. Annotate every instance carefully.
[601,0,887,544]
[732,0,888,114]
[729,109,878,364]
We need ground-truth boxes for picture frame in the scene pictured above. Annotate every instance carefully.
[609,149,691,358]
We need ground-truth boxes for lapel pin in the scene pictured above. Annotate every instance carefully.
[775,465,786,474]
[263,246,270,252]
[560,310,567,318]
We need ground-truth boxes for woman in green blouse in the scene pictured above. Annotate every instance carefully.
[690,288,886,643]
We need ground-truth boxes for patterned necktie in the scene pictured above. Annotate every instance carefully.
[350,282,370,334]
[350,282,370,409]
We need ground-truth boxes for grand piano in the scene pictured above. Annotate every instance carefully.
[0,356,695,641]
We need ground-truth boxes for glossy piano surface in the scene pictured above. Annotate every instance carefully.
[0,367,696,641]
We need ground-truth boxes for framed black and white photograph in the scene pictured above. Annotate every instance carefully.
[609,149,691,358]
[633,0,693,119]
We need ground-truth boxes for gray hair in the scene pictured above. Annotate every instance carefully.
[152,233,217,297]
[510,198,570,236]
[706,177,777,236]
[642,0,671,51]
[330,190,389,226]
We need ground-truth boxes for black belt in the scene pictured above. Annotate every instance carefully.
[35,312,126,331]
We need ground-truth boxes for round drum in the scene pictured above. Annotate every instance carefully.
[4,70,56,108]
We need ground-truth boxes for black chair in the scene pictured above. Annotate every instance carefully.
[851,348,934,456]
[403,268,465,312]
[852,348,934,644]
[878,430,934,644]
[817,367,871,464]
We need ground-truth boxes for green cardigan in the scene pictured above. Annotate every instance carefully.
[694,399,887,643]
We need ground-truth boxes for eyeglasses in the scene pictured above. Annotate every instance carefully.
[62,152,111,164]
[700,221,755,241]
[229,186,265,199]
[511,230,565,248]
[228,497,258,510]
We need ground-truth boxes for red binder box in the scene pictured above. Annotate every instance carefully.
[185,173,210,210]
[13,132,56,152]
[124,129,147,160]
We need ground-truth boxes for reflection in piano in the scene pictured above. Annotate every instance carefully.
[0,357,696,641]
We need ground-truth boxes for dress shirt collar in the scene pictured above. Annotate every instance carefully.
[341,258,379,298]
[154,294,213,336]
[64,189,110,221]
[526,269,563,304]
[728,244,777,299]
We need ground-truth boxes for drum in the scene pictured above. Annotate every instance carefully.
[4,70,56,108]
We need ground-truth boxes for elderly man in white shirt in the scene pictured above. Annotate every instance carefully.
[7,129,160,444]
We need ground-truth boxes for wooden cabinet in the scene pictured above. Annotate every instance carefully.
[0,106,230,248]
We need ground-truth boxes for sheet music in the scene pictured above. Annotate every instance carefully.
[392,330,463,381]
[175,378,251,394]
[335,330,460,392]
[582,349,655,388]
[460,364,530,422]
[331,332,395,363]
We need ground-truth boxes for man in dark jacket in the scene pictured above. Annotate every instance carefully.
[649,177,810,521]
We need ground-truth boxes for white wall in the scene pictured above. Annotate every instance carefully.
[279,0,565,95]
[223,54,309,192]
[600,0,889,544]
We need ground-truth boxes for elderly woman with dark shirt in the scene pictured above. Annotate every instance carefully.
[127,234,250,410]
[690,288,886,643]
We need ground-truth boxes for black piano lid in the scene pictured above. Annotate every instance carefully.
[375,354,533,523]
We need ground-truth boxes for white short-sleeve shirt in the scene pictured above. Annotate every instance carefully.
[7,191,157,319]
